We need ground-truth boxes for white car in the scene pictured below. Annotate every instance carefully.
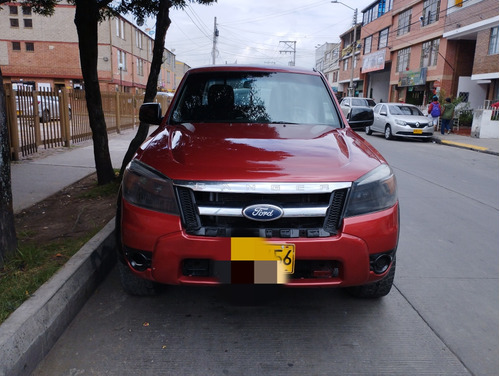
[366,102,434,140]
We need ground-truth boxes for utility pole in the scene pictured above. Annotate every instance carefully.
[349,8,358,97]
[212,17,219,65]
[279,41,296,66]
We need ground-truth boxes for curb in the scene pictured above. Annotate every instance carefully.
[0,219,117,376]
[432,137,499,156]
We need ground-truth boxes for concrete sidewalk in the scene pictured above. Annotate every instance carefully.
[432,132,499,156]
[1,129,498,376]
[11,129,137,213]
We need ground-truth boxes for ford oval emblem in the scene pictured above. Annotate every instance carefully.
[242,204,284,222]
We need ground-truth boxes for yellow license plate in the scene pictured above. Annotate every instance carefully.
[413,129,423,134]
[231,238,295,275]
[269,244,295,274]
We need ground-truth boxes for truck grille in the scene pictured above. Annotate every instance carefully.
[175,181,350,238]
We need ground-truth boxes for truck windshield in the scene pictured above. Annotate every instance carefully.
[170,71,342,127]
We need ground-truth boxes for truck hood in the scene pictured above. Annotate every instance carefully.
[136,122,384,182]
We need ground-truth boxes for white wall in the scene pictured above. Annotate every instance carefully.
[457,76,488,108]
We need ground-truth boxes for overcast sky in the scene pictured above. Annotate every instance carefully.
[139,0,376,69]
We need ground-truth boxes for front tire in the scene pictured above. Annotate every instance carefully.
[384,125,393,140]
[347,258,396,298]
[365,125,373,135]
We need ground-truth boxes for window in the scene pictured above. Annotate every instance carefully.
[378,28,389,49]
[26,42,34,52]
[9,6,18,15]
[24,19,33,28]
[343,58,349,71]
[488,27,498,55]
[396,47,411,72]
[118,50,127,71]
[12,42,21,51]
[397,9,412,36]
[364,35,372,54]
[421,39,440,67]
[10,18,19,27]
[137,58,144,76]
[363,0,393,25]
[115,18,125,39]
[422,0,440,26]
[136,30,143,49]
[22,6,32,15]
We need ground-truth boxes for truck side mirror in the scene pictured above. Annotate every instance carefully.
[139,103,163,125]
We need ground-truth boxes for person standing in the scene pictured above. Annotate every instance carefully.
[428,96,441,131]
[441,97,455,134]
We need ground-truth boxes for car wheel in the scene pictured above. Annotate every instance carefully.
[41,109,50,123]
[365,125,372,135]
[347,257,396,298]
[384,125,393,140]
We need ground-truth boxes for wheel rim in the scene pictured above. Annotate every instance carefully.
[385,126,391,139]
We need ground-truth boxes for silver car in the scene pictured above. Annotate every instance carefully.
[366,103,434,140]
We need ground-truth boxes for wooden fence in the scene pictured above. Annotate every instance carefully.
[4,84,171,161]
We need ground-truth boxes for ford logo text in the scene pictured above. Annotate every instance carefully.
[242,204,284,222]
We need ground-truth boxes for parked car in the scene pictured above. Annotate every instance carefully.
[15,92,72,122]
[339,97,376,129]
[117,65,399,298]
[367,102,434,140]
[37,95,72,123]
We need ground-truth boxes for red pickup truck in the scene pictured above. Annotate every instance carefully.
[117,65,399,298]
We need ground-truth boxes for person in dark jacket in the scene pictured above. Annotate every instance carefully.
[441,97,455,134]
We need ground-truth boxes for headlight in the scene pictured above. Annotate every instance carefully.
[395,119,407,126]
[123,160,179,215]
[344,164,397,217]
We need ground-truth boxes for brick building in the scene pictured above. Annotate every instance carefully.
[321,0,498,107]
[0,1,180,94]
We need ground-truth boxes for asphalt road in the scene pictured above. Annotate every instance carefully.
[34,134,499,376]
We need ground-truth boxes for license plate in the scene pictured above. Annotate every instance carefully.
[413,129,423,134]
[269,244,295,274]
[231,238,295,274]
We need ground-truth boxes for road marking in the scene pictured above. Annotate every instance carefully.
[440,140,489,151]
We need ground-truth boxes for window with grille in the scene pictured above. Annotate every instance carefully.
[364,35,372,54]
[10,18,19,27]
[12,42,21,51]
[421,39,440,67]
[397,9,412,36]
[22,6,32,15]
[396,47,411,72]
[9,5,18,15]
[422,0,440,26]
[24,19,33,28]
[26,42,34,52]
[378,28,389,49]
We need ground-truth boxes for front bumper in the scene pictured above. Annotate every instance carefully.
[120,200,399,287]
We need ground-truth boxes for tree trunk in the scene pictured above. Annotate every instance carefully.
[0,67,17,267]
[74,0,115,185]
[119,0,172,179]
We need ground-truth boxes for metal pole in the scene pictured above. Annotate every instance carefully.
[212,17,218,65]
[349,8,358,97]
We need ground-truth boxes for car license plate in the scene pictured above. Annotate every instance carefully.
[413,129,423,134]
[231,238,295,274]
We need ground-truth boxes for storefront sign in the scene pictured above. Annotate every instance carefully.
[398,68,427,87]
[361,49,386,73]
